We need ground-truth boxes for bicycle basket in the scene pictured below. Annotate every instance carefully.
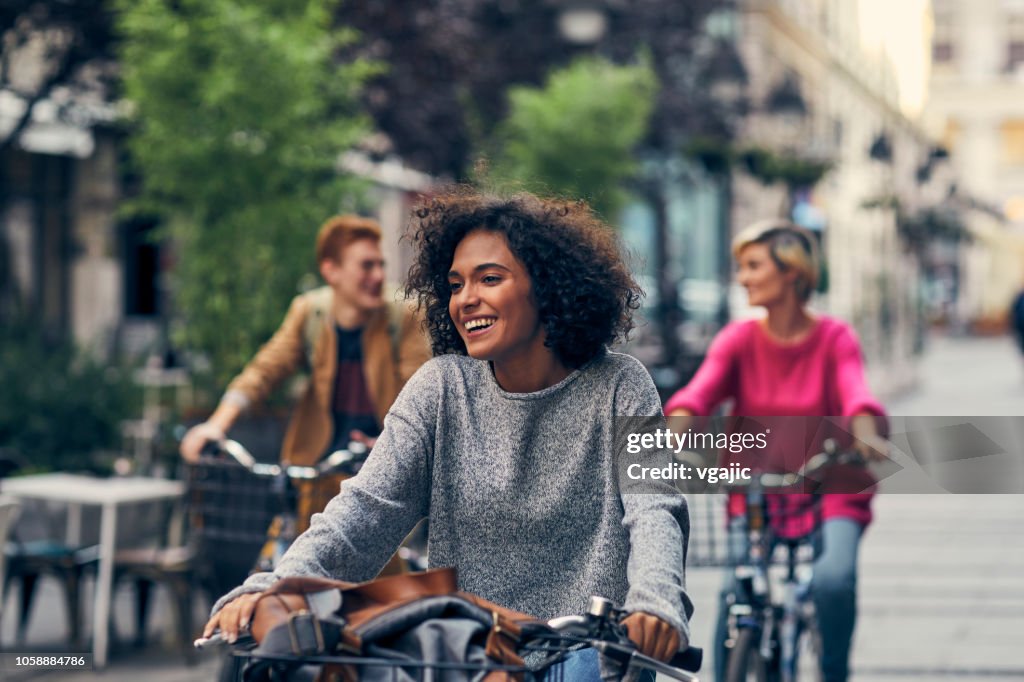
[242,570,546,682]
[187,458,281,549]
[236,651,537,682]
[294,474,348,534]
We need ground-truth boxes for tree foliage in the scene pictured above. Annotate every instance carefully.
[485,57,657,218]
[333,0,724,179]
[116,0,376,391]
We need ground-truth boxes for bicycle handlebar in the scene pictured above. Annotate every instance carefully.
[199,438,368,478]
[197,594,701,681]
[542,596,701,681]
[718,438,866,491]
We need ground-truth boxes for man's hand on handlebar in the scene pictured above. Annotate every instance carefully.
[349,429,377,450]
[180,422,227,463]
[203,592,263,643]
[622,612,681,663]
[354,428,382,448]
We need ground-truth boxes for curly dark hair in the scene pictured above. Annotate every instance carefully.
[404,189,643,369]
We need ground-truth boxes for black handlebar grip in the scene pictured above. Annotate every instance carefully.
[199,441,222,457]
[670,646,703,672]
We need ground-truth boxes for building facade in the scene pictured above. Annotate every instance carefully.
[926,0,1024,326]
[729,0,937,391]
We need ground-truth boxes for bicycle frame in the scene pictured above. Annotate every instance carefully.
[726,483,819,682]
[723,444,861,682]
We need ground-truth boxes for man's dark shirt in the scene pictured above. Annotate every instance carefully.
[327,325,380,457]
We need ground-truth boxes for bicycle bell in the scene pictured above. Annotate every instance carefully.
[587,596,615,619]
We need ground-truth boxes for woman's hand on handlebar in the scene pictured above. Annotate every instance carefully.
[850,414,889,462]
[180,422,226,463]
[203,592,263,643]
[622,611,681,662]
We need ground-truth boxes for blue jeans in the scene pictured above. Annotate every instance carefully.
[542,647,656,681]
[714,517,863,682]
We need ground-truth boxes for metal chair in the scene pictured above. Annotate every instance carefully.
[94,494,203,663]
[3,531,97,648]
[0,496,23,640]
[0,456,96,649]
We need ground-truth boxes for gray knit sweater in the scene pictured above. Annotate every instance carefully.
[214,351,693,643]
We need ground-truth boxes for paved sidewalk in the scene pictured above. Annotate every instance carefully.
[1,579,220,681]
[684,495,1024,682]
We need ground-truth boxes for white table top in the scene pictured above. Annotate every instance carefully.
[0,473,184,505]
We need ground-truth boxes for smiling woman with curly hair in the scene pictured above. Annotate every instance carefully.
[206,189,693,680]
[405,190,643,370]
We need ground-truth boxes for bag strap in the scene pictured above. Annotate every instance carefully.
[302,286,333,368]
[264,566,457,601]
[385,299,404,367]
[254,592,361,657]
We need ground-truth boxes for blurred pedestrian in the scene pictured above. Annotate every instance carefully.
[180,215,431,592]
[180,215,430,465]
[1011,288,1024,357]
[665,219,888,682]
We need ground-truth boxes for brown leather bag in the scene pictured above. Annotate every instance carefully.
[247,568,539,682]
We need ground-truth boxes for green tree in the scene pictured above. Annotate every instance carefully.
[116,0,376,391]
[486,56,657,218]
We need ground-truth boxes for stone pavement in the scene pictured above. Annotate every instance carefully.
[1,579,221,681]
[849,333,1024,680]
[4,332,1023,681]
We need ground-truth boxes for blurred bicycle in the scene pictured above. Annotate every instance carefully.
[712,440,866,682]
[187,436,422,580]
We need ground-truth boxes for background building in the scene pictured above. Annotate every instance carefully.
[724,0,936,392]
[925,0,1024,328]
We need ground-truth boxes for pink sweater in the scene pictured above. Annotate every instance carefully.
[664,316,886,527]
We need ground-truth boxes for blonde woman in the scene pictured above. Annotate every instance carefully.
[665,220,887,682]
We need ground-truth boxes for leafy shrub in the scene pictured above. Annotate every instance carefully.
[485,56,657,218]
[0,319,138,473]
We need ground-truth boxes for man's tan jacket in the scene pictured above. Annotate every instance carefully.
[224,288,431,466]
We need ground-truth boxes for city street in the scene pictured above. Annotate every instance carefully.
[5,2,1024,681]
[3,332,1023,681]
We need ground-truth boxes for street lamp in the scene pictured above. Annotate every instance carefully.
[765,73,808,146]
[869,133,893,162]
[556,3,609,45]
[704,39,748,112]
[696,38,749,328]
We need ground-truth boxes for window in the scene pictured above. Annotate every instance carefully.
[1000,119,1024,166]
[1007,11,1024,73]
[122,218,161,316]
[932,7,956,65]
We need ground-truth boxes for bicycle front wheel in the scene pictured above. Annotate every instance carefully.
[725,628,770,682]
[792,612,824,682]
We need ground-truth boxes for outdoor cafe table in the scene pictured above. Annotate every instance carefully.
[0,473,185,668]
